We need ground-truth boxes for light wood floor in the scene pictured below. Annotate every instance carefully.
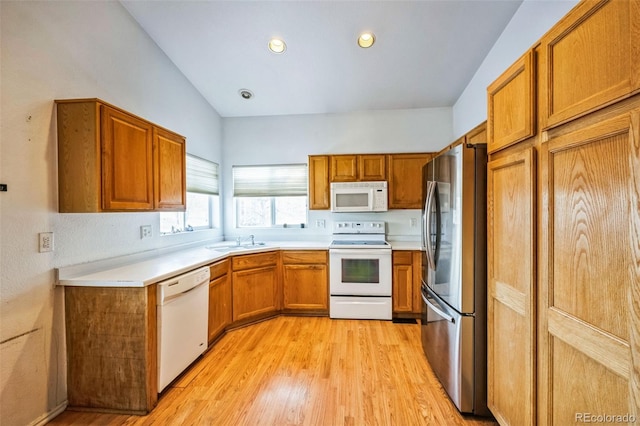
[50,316,497,425]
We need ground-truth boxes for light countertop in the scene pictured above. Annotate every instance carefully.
[58,239,421,288]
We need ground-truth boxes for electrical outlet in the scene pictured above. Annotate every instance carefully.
[315,219,325,228]
[140,225,152,239]
[410,218,418,228]
[39,232,54,252]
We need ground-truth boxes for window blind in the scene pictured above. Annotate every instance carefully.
[233,164,307,197]
[186,154,219,195]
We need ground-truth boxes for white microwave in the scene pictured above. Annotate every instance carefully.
[330,181,388,212]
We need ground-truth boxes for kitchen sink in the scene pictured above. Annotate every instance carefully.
[206,242,267,252]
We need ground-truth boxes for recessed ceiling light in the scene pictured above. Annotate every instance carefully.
[268,38,286,54]
[239,89,253,100]
[358,32,376,48]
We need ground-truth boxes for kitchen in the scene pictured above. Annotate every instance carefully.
[2,1,639,425]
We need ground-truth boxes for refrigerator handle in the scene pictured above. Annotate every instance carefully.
[423,181,436,271]
[421,291,455,323]
[433,182,441,267]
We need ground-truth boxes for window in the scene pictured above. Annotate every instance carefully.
[233,164,307,228]
[160,155,219,234]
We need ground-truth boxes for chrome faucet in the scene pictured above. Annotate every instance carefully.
[236,234,255,246]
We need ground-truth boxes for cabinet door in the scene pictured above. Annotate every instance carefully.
[309,155,330,209]
[154,127,186,211]
[232,265,278,322]
[392,251,413,313]
[330,155,358,182]
[282,264,328,311]
[539,0,640,129]
[208,274,231,343]
[388,153,433,209]
[538,110,639,425]
[487,147,536,426]
[101,105,154,210]
[358,154,386,181]
[487,50,536,154]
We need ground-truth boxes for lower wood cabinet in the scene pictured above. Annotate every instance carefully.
[392,250,422,315]
[64,285,158,414]
[282,250,328,314]
[208,259,231,344]
[231,251,280,323]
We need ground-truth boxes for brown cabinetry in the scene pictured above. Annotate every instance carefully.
[539,0,640,129]
[387,154,433,209]
[392,250,422,315]
[56,99,186,212]
[208,259,231,344]
[231,251,280,323]
[538,108,639,425]
[282,250,328,313]
[308,155,330,210]
[487,49,536,154]
[486,2,640,424]
[487,148,536,426]
[330,154,386,182]
[64,285,158,413]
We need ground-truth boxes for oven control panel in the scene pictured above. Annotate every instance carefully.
[333,221,386,234]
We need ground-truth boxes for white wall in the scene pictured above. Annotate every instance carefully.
[221,108,453,240]
[0,1,222,424]
[452,0,579,138]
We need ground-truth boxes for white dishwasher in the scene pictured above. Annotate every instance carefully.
[157,266,210,392]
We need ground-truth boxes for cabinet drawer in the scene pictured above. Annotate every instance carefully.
[209,259,229,280]
[393,251,413,265]
[232,251,279,271]
[282,250,327,265]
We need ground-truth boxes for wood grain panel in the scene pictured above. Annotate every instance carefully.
[65,286,155,413]
[387,153,433,209]
[487,50,535,153]
[487,148,536,426]
[358,154,387,180]
[232,265,279,321]
[466,121,487,145]
[56,102,101,212]
[231,251,278,271]
[153,127,186,211]
[630,109,640,415]
[392,263,412,313]
[330,155,358,182]
[281,250,327,264]
[101,105,154,211]
[549,118,630,340]
[208,273,231,343]
[540,108,637,424]
[308,155,329,210]
[550,339,630,425]
[540,0,640,128]
[282,264,328,311]
[209,259,229,281]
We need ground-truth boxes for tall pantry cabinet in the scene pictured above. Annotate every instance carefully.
[486,1,640,425]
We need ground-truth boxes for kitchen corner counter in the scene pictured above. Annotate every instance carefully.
[57,241,331,288]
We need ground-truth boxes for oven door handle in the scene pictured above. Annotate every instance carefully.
[329,248,392,256]
[421,291,455,323]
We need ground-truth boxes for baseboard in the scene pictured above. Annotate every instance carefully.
[31,400,68,426]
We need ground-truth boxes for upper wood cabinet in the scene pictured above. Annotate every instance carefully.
[56,99,186,212]
[487,49,536,154]
[330,154,386,182]
[387,153,433,209]
[308,155,330,210]
[539,0,640,129]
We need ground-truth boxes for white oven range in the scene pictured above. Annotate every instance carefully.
[329,221,392,320]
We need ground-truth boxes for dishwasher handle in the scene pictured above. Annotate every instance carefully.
[161,280,208,304]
